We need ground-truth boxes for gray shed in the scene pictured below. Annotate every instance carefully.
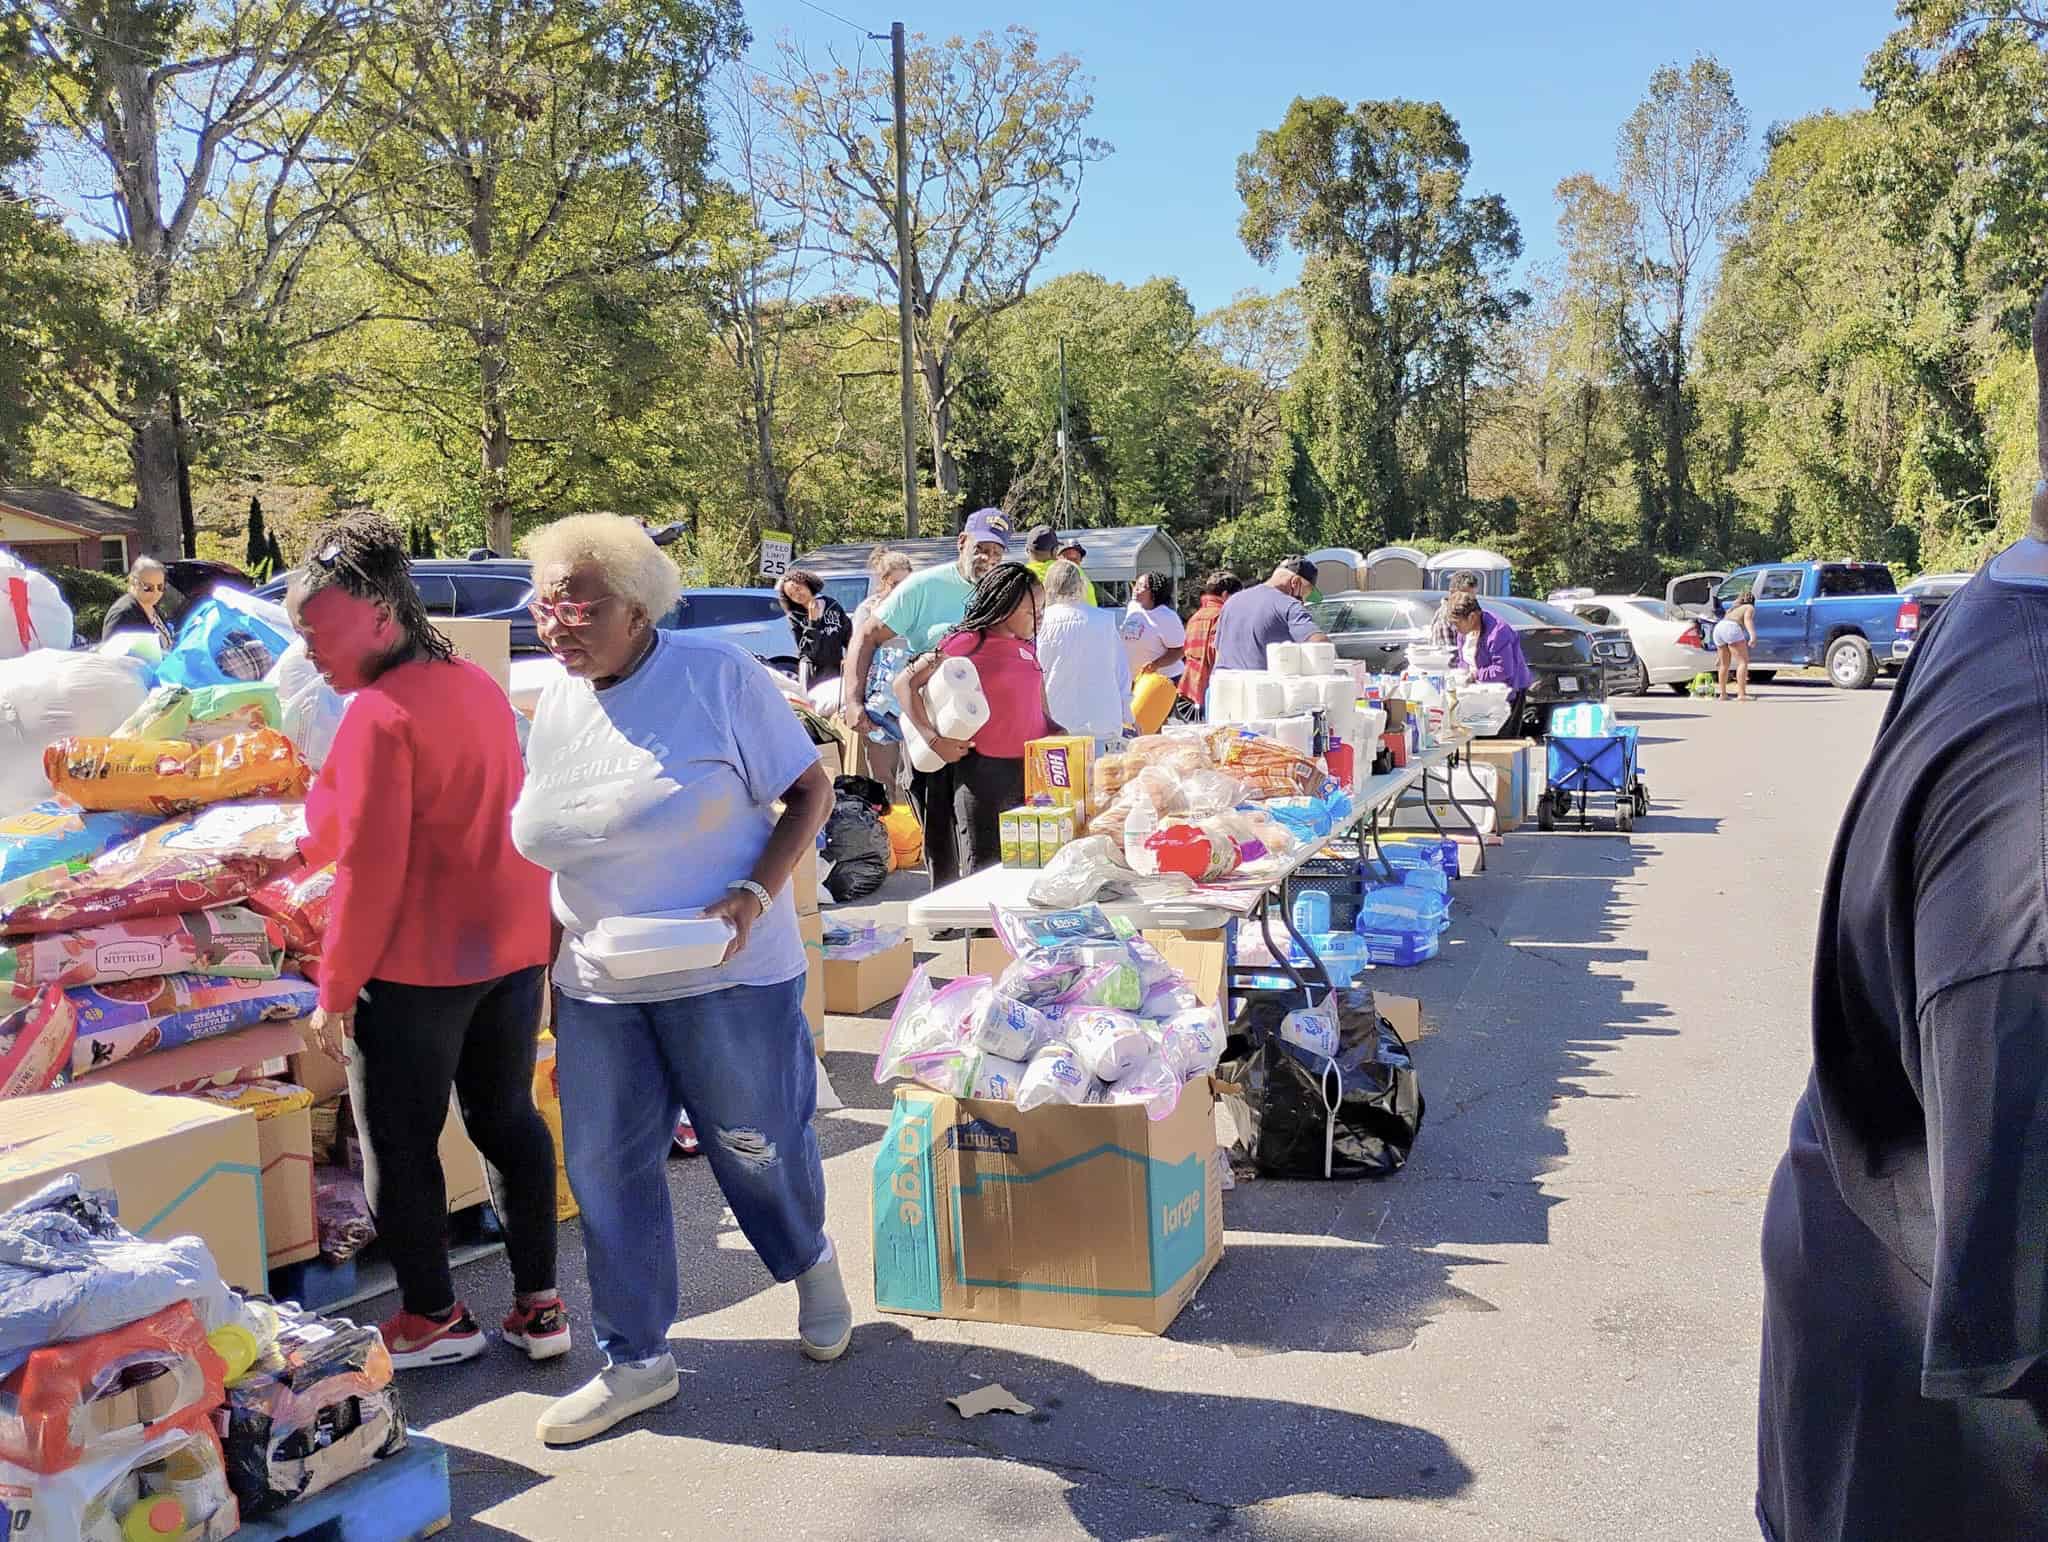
[795,524,1186,610]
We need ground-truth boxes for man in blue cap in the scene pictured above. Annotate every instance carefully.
[837,507,1011,741]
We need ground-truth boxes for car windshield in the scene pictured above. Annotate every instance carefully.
[1488,596,1587,629]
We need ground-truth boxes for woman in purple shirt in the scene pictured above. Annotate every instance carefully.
[1446,593,1532,691]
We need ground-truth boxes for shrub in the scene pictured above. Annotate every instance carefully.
[44,565,126,644]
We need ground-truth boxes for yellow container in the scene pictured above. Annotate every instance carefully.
[1025,736,1094,826]
[1131,673,1177,735]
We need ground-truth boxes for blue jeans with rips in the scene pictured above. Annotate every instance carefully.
[553,974,828,1365]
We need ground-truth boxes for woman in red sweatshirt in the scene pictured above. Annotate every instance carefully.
[291,513,562,1371]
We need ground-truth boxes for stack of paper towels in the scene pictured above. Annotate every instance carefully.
[1205,665,1363,746]
[903,655,991,772]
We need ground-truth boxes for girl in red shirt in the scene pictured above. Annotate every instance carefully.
[894,562,1051,886]
[290,514,562,1372]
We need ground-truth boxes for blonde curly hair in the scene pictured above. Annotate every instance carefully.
[521,514,684,621]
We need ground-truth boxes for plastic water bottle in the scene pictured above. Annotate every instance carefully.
[1122,799,1161,876]
[1292,888,1331,936]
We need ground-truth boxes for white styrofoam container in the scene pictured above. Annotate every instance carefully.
[587,909,735,979]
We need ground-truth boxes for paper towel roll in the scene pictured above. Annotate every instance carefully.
[1273,714,1314,753]
[1206,669,1250,723]
[1281,678,1320,713]
[1302,641,1337,674]
[927,655,982,706]
[1243,675,1288,717]
[1265,642,1306,676]
[934,692,990,740]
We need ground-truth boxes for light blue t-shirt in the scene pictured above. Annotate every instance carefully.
[511,632,819,1003]
[875,561,976,650]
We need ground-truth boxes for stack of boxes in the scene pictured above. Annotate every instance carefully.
[1004,737,1094,870]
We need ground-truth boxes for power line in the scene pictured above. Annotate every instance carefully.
[789,0,876,36]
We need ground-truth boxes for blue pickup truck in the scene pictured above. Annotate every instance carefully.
[1711,562,1917,690]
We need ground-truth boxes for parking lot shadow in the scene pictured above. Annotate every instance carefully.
[1201,829,1671,1361]
[565,1323,1476,1538]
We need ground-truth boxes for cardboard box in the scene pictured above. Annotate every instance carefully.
[799,910,826,1053]
[817,735,845,782]
[83,1019,307,1095]
[1374,991,1434,1044]
[0,1083,265,1291]
[872,1078,1222,1335]
[439,1095,490,1213]
[1024,736,1094,827]
[965,935,1008,978]
[1460,740,1536,833]
[431,618,511,696]
[822,936,915,1014]
[1140,927,1229,1007]
[288,1037,347,1102]
[256,1099,316,1266]
[794,838,821,917]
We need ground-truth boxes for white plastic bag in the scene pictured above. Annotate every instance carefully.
[1015,1040,1094,1111]
[0,652,150,810]
[0,550,73,658]
[266,639,350,770]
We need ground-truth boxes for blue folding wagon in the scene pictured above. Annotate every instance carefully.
[1539,723,1648,833]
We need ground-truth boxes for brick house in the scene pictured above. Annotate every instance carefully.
[0,485,138,574]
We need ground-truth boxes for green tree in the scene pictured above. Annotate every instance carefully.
[324,0,744,552]
[1236,96,1523,544]
[758,27,1110,514]
[20,0,374,555]
[1614,56,1749,551]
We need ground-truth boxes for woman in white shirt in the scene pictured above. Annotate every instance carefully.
[1034,560,1133,741]
[1121,571,1186,683]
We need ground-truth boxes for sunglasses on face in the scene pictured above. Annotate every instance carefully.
[529,595,619,628]
[136,582,165,594]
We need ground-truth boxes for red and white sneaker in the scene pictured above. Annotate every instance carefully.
[502,1298,572,1361]
[672,1120,701,1157]
[380,1304,487,1369]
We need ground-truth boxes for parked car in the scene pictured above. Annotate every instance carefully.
[1892,571,1972,664]
[258,560,801,669]
[165,559,253,606]
[1558,594,1717,693]
[1308,589,1606,734]
[1710,561,1908,689]
[1665,570,1727,618]
[1490,594,1642,698]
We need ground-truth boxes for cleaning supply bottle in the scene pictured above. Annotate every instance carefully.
[1122,798,1161,875]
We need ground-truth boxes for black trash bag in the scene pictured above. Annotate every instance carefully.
[1221,986,1424,1180]
[834,773,891,812]
[822,791,892,901]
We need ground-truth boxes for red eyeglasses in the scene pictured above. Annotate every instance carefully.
[528,595,618,628]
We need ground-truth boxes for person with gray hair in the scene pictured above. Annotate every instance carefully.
[100,554,184,646]
[1755,283,2048,1540]
[510,512,843,1447]
[1036,557,1132,741]
[1430,570,1481,649]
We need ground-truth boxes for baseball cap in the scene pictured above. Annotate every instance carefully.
[963,508,1012,546]
[1025,523,1058,556]
[1283,555,1319,586]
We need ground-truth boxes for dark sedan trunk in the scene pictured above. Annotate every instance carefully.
[1517,627,1603,704]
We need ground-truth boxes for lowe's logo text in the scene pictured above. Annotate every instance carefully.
[946,1119,1018,1154]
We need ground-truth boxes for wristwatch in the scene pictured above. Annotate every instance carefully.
[728,879,772,917]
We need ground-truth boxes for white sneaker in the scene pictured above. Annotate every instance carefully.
[796,1243,853,1363]
[536,1354,679,1446]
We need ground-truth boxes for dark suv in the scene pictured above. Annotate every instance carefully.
[259,559,544,651]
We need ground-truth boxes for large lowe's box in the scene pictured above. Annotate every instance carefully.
[871,1079,1222,1335]
[0,1082,265,1290]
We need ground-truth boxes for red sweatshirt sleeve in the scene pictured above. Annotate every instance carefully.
[313,698,416,1013]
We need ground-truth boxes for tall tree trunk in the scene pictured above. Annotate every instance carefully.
[170,391,196,559]
[1663,275,1689,550]
[918,352,960,509]
[129,417,183,560]
[480,326,513,554]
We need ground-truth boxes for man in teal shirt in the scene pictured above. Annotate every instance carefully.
[837,508,1012,736]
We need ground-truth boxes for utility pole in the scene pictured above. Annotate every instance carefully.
[888,21,919,538]
[1057,336,1072,526]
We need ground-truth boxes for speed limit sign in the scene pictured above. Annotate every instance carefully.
[759,529,793,581]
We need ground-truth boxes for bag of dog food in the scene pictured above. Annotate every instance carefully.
[68,972,318,1077]
[0,907,284,993]
[44,729,309,815]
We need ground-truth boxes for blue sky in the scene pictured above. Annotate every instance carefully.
[743,0,1901,313]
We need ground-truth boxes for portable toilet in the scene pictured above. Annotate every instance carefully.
[1304,547,1367,594]
[1363,545,1428,591]
[1424,547,1513,596]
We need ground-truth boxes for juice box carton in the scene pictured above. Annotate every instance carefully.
[1025,737,1094,827]
[1036,806,1075,865]
[1001,807,1039,869]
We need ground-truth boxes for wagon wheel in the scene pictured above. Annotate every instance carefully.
[1537,794,1557,832]
[1615,800,1634,833]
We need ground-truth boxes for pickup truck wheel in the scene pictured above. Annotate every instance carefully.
[1826,635,1876,691]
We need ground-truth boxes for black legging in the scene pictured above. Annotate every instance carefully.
[346,965,557,1315]
[910,751,1024,887]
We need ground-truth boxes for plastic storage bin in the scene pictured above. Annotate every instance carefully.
[1357,928,1440,967]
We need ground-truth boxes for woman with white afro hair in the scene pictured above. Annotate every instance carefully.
[509,513,842,1447]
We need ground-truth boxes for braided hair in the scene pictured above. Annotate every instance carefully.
[943,561,1041,657]
[290,511,455,670]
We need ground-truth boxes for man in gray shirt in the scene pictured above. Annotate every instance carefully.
[1209,556,1330,679]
